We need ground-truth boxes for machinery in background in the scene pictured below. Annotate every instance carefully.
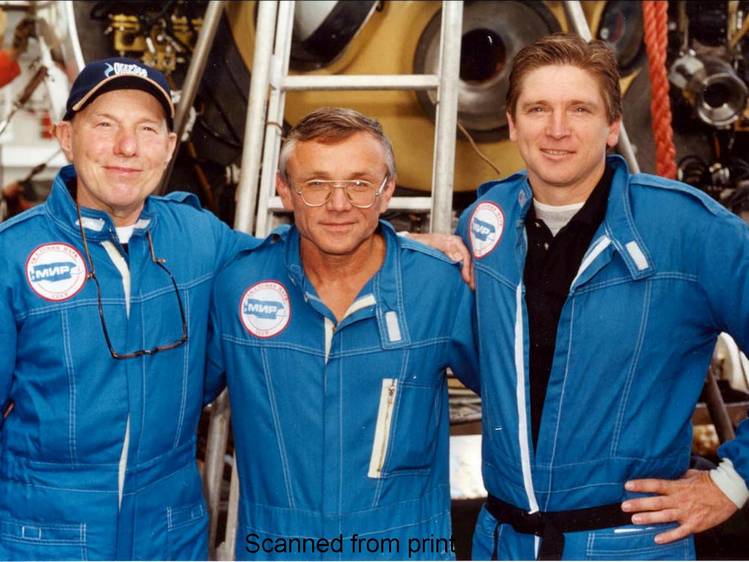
[27,1,749,219]
[0,3,74,221]
[668,1,749,219]
[100,1,205,74]
[225,0,648,200]
[55,1,654,219]
[40,0,749,433]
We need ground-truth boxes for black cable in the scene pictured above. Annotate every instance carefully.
[678,155,709,187]
[193,115,242,149]
[729,157,749,183]
[138,0,176,32]
[89,2,113,22]
[197,86,244,145]
[162,5,194,54]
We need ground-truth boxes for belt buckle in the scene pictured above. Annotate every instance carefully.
[521,510,545,536]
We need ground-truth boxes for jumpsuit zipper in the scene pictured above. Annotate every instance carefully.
[101,239,132,509]
[368,378,398,478]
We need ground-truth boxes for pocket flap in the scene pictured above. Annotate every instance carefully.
[0,518,86,544]
[167,501,206,530]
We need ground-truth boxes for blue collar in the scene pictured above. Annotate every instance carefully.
[283,220,410,347]
[483,154,654,280]
[44,165,157,241]
[599,155,654,279]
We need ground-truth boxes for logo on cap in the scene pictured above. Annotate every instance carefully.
[104,61,148,79]
[240,281,291,338]
[470,202,505,258]
[25,243,87,302]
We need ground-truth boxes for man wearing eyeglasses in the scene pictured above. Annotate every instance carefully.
[0,58,257,560]
[207,107,479,560]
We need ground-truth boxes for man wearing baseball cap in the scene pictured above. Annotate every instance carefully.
[0,57,256,559]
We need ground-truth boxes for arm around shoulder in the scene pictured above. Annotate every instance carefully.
[210,213,262,273]
[203,290,226,406]
[447,277,480,394]
[0,273,16,413]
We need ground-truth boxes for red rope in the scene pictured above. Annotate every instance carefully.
[642,0,677,179]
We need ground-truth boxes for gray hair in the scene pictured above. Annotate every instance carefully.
[278,107,396,182]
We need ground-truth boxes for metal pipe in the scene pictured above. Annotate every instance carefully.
[160,0,225,193]
[202,8,277,542]
[563,1,592,41]
[216,458,241,560]
[282,74,441,91]
[233,0,278,233]
[203,391,231,559]
[0,65,48,136]
[705,366,736,443]
[616,126,641,174]
[563,0,641,173]
[430,0,463,233]
[255,0,295,237]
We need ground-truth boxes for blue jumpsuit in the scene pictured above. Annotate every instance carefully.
[458,155,749,560]
[0,166,256,560]
[208,222,479,560]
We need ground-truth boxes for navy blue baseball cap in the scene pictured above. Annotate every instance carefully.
[63,57,174,129]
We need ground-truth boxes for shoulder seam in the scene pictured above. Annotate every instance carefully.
[0,206,46,233]
[399,237,460,266]
[150,191,203,210]
[630,174,722,216]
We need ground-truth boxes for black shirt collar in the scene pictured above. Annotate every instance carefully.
[526,164,613,230]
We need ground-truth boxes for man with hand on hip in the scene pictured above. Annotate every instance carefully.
[459,33,748,560]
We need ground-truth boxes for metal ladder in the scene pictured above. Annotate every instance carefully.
[203,1,464,558]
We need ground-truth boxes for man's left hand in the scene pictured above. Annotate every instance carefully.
[622,469,738,544]
[407,233,474,288]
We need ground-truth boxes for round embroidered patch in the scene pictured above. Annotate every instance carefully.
[469,202,505,258]
[239,281,291,338]
[25,243,88,302]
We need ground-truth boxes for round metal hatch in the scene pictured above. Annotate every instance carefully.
[413,1,560,142]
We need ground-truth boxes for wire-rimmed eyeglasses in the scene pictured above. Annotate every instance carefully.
[75,204,187,360]
[292,175,389,208]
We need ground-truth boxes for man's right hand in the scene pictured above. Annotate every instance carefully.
[622,469,738,544]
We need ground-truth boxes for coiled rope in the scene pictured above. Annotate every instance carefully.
[642,0,677,178]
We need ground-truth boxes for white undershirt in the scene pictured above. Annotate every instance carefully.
[712,458,749,508]
[533,199,585,236]
[106,229,133,509]
[115,225,135,245]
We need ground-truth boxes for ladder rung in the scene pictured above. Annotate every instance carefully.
[267,197,286,212]
[387,196,434,211]
[267,196,434,213]
[281,74,440,91]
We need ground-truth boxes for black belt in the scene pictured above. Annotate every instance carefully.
[486,494,632,560]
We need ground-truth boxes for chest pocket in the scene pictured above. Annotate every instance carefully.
[368,378,444,478]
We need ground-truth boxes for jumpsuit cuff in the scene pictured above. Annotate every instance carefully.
[710,458,749,508]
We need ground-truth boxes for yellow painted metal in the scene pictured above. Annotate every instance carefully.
[226,1,640,193]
